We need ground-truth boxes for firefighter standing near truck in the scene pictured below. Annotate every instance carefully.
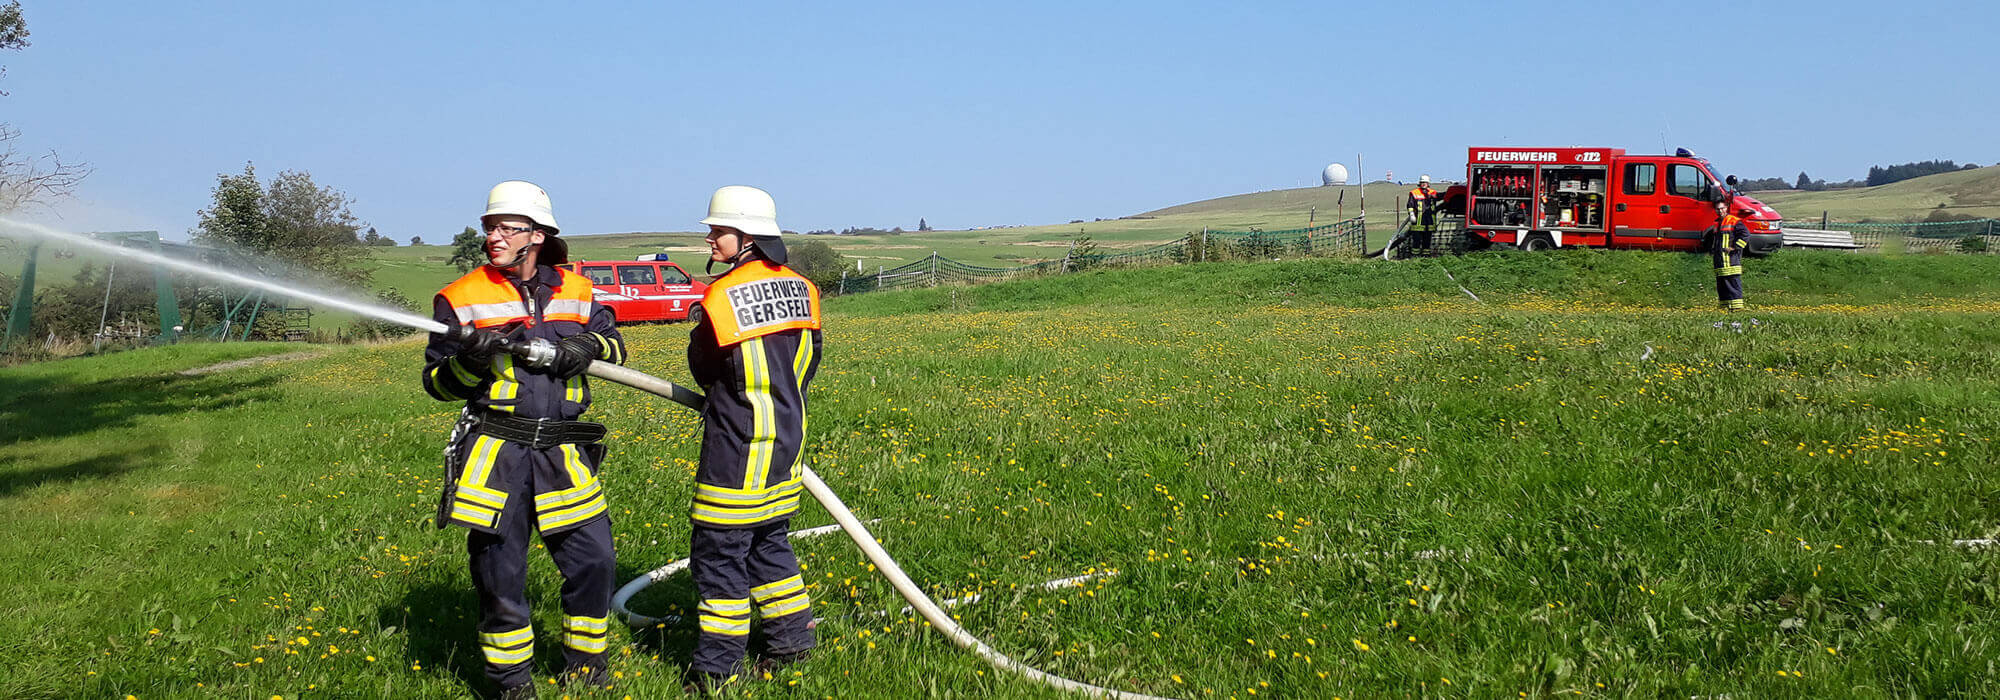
[1406,174,1446,254]
[681,185,824,692]
[421,181,630,699]
[1710,199,1750,310]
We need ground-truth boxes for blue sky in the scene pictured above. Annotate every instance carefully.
[4,1,1995,241]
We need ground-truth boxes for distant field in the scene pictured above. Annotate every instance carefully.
[358,182,1412,304]
[1749,165,2000,223]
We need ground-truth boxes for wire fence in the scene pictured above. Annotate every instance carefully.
[1783,217,2000,254]
[835,217,1368,295]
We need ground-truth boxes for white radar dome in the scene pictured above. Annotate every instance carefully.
[1321,163,1349,186]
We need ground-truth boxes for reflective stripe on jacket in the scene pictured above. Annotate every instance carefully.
[688,261,824,529]
[421,265,626,418]
[1712,215,1748,276]
[420,263,627,533]
[1407,188,1445,230]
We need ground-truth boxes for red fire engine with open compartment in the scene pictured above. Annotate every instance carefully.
[1449,147,1783,255]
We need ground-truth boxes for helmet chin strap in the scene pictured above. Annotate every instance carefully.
[488,242,539,273]
[706,240,756,275]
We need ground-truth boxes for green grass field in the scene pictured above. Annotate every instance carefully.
[5,249,2000,699]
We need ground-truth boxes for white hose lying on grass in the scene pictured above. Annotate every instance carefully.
[586,361,1178,700]
[615,522,1116,626]
[612,521,865,628]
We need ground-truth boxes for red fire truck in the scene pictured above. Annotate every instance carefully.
[560,255,709,323]
[1449,147,1783,255]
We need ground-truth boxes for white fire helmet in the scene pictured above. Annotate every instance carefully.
[483,180,559,233]
[1419,174,1432,185]
[481,180,564,265]
[699,185,782,239]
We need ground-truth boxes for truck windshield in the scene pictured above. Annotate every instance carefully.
[1698,159,1741,195]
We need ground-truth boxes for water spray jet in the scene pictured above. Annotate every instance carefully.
[0,216,447,336]
[4,217,1173,698]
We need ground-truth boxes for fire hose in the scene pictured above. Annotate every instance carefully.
[456,326,1176,699]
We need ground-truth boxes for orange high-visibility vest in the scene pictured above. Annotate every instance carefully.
[439,266,595,329]
[702,261,822,346]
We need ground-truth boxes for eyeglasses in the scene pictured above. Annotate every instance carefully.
[485,223,535,237]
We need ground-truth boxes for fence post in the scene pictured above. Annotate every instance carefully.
[839,269,848,295]
[1821,211,1828,231]
[930,251,939,286]
[1201,227,1208,263]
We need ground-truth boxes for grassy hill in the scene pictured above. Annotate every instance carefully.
[1749,165,2000,223]
[6,250,2000,698]
[356,181,1415,306]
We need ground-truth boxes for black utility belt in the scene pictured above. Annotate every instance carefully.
[470,410,606,449]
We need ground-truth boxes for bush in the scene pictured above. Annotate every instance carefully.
[786,239,849,292]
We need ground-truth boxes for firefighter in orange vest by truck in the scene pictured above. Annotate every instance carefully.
[421,181,630,699]
[682,185,823,691]
[1711,198,1750,310]
[1406,174,1445,253]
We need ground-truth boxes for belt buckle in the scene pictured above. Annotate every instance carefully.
[531,417,551,446]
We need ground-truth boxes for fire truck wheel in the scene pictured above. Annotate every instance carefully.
[1521,233,1555,252]
[685,303,705,325]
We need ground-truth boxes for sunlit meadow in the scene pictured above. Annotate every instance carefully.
[4,250,1999,699]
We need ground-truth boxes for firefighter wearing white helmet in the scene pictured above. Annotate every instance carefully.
[421,180,629,698]
[683,185,822,691]
[1406,174,1445,254]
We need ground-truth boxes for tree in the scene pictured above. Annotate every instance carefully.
[0,3,89,214]
[918,218,931,232]
[1796,172,1811,190]
[0,1,26,89]
[785,239,846,291]
[409,236,423,246]
[192,163,369,282]
[362,227,381,245]
[1867,160,1965,187]
[1066,230,1104,271]
[448,226,485,271]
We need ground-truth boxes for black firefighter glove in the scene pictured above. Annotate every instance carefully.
[456,328,508,367]
[549,333,603,380]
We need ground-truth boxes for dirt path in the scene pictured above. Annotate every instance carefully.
[179,350,326,376]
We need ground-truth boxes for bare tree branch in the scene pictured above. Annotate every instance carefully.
[0,123,91,214]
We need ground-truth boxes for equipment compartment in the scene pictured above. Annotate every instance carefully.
[1538,166,1608,231]
[1470,165,1535,226]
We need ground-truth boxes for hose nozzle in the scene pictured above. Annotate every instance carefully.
[511,337,557,369]
[444,323,556,369]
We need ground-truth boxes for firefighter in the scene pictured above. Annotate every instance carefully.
[683,185,823,691]
[1405,174,1446,254]
[1710,199,1750,310]
[421,181,630,699]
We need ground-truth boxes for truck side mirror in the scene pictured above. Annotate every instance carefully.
[1725,175,1739,187]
